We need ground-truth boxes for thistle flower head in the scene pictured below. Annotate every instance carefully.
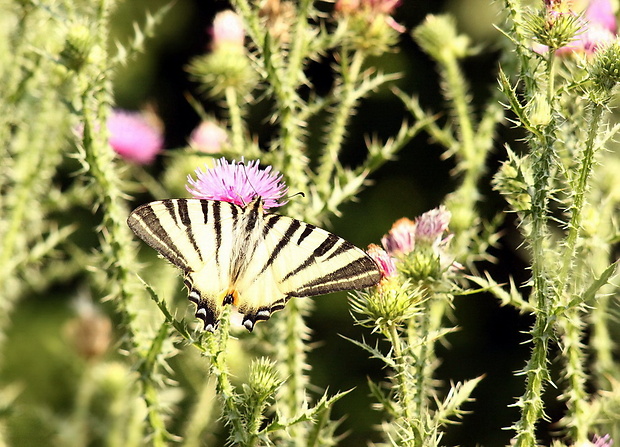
[211,10,245,50]
[188,120,228,153]
[381,218,416,256]
[335,0,404,54]
[107,109,164,165]
[367,244,398,281]
[186,158,288,209]
[533,0,617,55]
[414,205,451,246]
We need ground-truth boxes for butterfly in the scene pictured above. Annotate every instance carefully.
[127,197,381,331]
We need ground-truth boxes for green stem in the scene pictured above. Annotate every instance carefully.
[316,49,365,189]
[385,322,422,444]
[513,53,557,447]
[207,310,248,443]
[557,104,603,295]
[274,299,311,446]
[225,86,245,154]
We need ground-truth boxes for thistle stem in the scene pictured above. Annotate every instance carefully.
[225,86,245,155]
[513,52,557,447]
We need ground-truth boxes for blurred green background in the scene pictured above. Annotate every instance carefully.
[3,0,574,446]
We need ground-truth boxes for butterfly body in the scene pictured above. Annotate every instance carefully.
[128,197,380,331]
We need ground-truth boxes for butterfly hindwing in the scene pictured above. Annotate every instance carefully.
[128,198,381,332]
[256,212,381,297]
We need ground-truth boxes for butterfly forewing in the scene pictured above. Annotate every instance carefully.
[128,198,381,331]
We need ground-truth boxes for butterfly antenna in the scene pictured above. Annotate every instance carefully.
[237,160,260,205]
[286,191,305,200]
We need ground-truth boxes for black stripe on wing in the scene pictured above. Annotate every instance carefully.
[289,256,381,297]
[127,202,191,270]
[177,198,203,263]
[280,234,350,283]
[256,214,300,274]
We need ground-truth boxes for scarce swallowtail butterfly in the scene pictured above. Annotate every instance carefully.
[127,162,381,332]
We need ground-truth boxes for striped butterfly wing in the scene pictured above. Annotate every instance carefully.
[128,198,381,332]
[258,212,381,298]
[128,198,242,330]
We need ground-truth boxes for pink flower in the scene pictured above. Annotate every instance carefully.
[367,244,398,280]
[414,206,451,245]
[189,121,228,153]
[186,158,288,209]
[335,0,405,33]
[593,434,614,447]
[550,0,617,56]
[211,10,245,50]
[107,110,163,164]
[381,218,416,256]
[586,0,617,34]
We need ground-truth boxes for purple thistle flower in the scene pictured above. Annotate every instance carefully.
[186,158,288,209]
[381,217,416,256]
[414,205,451,245]
[367,244,398,280]
[107,109,163,165]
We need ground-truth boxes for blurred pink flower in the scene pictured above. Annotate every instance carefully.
[186,158,288,209]
[189,121,228,153]
[107,110,163,164]
[211,10,245,50]
[592,434,614,447]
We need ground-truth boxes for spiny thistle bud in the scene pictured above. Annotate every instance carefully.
[492,152,533,214]
[413,14,470,62]
[350,280,422,327]
[586,41,620,104]
[525,3,583,52]
[525,92,552,127]
[552,0,617,56]
[187,10,256,97]
[59,24,93,71]
[244,357,282,401]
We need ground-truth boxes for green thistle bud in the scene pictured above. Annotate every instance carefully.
[59,24,93,72]
[400,248,443,282]
[587,42,620,104]
[525,93,552,127]
[523,7,583,52]
[492,151,533,214]
[245,357,282,401]
[350,282,422,327]
[413,14,471,62]
[186,48,256,97]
